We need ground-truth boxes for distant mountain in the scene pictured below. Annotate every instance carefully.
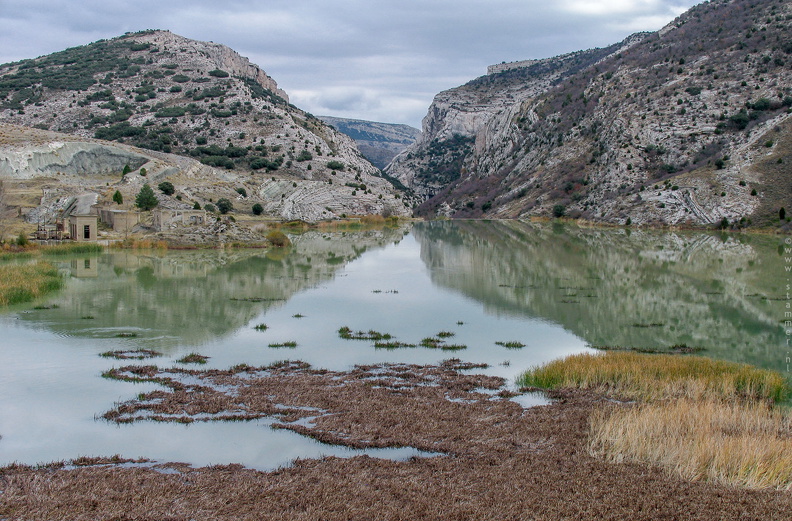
[318,116,420,170]
[387,0,792,228]
[0,30,411,222]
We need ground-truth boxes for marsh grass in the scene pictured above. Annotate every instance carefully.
[268,341,297,348]
[589,399,792,490]
[41,243,103,256]
[338,326,392,341]
[496,341,525,349]
[374,341,417,349]
[100,349,161,360]
[419,337,467,351]
[253,323,268,331]
[0,262,63,306]
[176,353,209,364]
[518,352,789,402]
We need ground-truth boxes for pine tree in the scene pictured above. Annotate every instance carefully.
[135,184,158,211]
[112,190,123,205]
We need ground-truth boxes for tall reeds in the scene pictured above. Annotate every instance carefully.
[0,262,63,306]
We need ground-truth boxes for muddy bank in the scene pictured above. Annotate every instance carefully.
[1,360,790,520]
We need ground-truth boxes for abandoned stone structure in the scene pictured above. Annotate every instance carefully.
[153,209,206,231]
[97,207,140,233]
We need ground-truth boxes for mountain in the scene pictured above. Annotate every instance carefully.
[387,0,792,228]
[317,116,421,170]
[0,30,411,223]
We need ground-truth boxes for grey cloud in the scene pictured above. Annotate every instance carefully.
[0,0,701,127]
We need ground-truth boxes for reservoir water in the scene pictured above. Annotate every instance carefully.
[0,220,786,469]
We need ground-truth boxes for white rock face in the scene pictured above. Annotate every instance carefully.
[386,0,792,226]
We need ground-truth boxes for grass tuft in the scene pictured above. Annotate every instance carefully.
[268,341,297,348]
[176,353,209,364]
[496,341,525,348]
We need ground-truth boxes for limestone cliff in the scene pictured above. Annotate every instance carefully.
[388,0,792,228]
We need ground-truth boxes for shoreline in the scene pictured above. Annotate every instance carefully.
[2,358,790,520]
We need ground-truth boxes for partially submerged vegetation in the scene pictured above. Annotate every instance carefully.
[100,349,161,360]
[520,351,792,490]
[0,262,63,306]
[176,353,209,364]
[268,341,297,348]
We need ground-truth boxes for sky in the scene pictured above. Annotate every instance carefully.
[0,0,701,129]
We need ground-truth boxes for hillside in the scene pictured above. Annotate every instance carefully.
[387,0,792,228]
[318,116,421,170]
[0,30,411,224]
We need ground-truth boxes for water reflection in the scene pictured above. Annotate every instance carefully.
[18,227,410,349]
[413,220,784,371]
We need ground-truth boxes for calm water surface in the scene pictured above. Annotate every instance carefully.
[0,221,786,469]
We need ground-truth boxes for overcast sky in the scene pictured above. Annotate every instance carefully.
[0,0,700,128]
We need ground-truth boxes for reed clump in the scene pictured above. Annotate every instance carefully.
[41,243,103,256]
[517,351,789,402]
[0,262,63,306]
[589,398,792,490]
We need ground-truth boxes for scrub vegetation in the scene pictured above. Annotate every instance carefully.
[520,351,792,490]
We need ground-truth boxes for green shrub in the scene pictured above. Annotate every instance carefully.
[158,181,175,196]
[216,198,233,214]
[552,204,566,218]
[252,203,263,215]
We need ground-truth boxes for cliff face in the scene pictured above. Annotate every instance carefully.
[0,30,410,221]
[317,116,420,170]
[388,0,792,227]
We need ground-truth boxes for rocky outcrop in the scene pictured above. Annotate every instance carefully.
[130,30,289,102]
[0,141,148,179]
[388,0,792,227]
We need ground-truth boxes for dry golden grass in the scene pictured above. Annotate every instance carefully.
[518,351,789,402]
[590,399,792,490]
[0,262,62,305]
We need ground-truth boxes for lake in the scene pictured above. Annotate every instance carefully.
[0,220,787,469]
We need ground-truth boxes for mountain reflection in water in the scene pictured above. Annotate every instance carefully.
[413,220,785,372]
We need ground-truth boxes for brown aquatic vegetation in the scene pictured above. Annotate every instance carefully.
[2,361,792,520]
[99,349,161,360]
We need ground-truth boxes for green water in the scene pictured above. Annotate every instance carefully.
[0,220,787,468]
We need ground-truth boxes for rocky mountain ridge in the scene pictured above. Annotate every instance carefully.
[0,30,411,224]
[317,116,420,170]
[387,0,791,228]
